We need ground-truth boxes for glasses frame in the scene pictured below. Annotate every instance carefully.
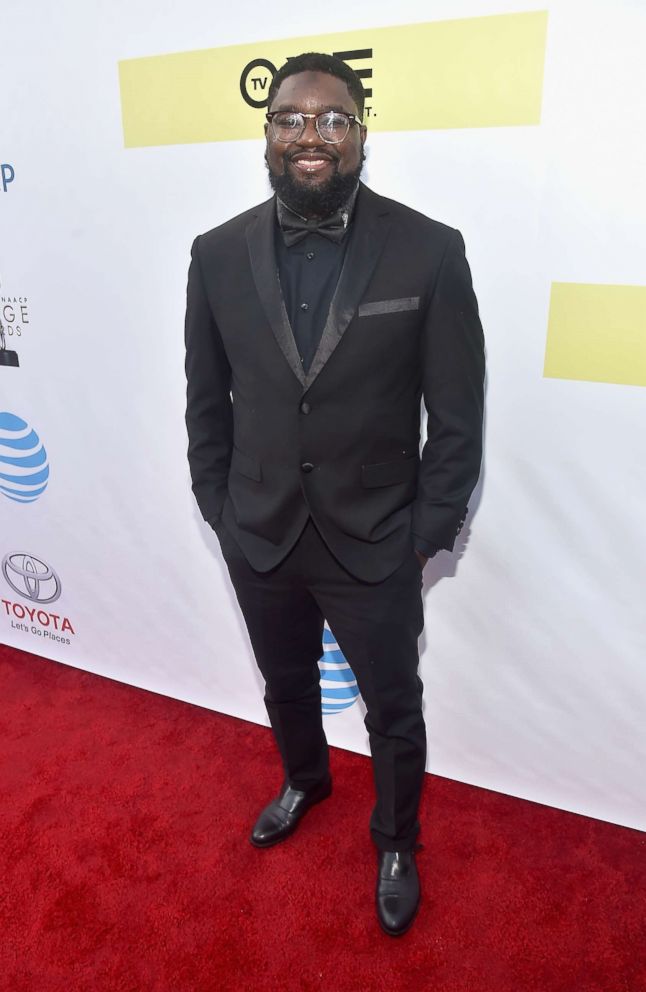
[265,110,363,144]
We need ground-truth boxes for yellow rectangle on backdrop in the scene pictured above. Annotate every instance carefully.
[118,11,548,147]
[544,283,646,388]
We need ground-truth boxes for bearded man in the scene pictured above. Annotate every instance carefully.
[184,51,485,936]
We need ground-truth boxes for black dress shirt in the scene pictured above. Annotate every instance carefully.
[275,228,349,374]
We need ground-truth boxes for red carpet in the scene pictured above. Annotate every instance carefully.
[1,643,644,991]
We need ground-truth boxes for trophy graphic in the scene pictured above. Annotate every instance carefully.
[0,322,19,366]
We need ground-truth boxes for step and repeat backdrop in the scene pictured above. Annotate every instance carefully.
[2,0,645,831]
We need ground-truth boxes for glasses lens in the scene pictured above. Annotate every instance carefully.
[271,112,303,141]
[317,112,350,143]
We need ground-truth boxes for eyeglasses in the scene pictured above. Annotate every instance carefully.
[265,111,362,144]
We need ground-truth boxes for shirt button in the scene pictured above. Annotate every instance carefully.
[306,251,315,260]
[300,302,309,311]
[300,402,311,415]
[301,462,314,473]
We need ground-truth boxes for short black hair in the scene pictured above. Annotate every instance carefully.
[267,52,365,120]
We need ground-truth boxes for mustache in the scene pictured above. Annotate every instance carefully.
[286,149,339,161]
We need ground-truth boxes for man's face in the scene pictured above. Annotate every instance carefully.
[264,70,367,217]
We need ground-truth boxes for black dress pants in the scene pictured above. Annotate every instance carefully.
[219,518,427,852]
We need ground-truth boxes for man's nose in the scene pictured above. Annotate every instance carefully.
[296,116,324,146]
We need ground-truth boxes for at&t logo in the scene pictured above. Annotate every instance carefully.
[0,411,49,503]
[318,625,360,715]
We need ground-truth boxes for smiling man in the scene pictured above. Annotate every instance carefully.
[184,52,485,936]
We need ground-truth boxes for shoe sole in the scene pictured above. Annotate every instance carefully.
[249,782,332,848]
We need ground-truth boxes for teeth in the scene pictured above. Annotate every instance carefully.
[294,159,327,167]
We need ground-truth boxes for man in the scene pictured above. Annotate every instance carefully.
[185,52,485,936]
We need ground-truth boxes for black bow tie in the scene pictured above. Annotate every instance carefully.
[279,207,350,247]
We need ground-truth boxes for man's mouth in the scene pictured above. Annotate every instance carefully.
[288,153,336,174]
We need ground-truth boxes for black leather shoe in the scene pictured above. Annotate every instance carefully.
[376,849,420,936]
[250,777,332,848]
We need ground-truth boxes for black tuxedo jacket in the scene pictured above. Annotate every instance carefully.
[185,182,485,582]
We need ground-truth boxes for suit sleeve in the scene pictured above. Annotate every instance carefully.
[412,228,485,552]
[184,235,233,525]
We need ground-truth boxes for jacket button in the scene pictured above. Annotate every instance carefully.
[301,462,314,473]
[300,402,311,415]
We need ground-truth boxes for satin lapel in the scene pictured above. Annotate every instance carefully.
[246,199,306,386]
[305,184,391,390]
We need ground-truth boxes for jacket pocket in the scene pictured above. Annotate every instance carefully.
[230,446,262,482]
[361,456,418,488]
[358,297,420,317]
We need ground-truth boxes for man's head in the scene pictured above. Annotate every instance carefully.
[264,53,367,219]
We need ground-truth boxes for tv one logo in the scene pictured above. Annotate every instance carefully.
[239,49,374,116]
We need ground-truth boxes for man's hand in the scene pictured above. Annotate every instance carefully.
[415,551,428,569]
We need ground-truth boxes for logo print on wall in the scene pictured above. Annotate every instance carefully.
[318,625,360,715]
[0,323,19,367]
[2,553,62,604]
[239,49,373,112]
[1,551,75,645]
[0,412,50,503]
[1,276,29,367]
[119,12,547,148]
[1,163,15,193]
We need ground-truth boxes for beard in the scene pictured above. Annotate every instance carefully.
[265,151,365,218]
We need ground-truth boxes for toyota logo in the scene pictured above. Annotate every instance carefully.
[2,552,62,604]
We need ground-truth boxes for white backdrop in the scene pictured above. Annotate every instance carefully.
[2,0,645,832]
